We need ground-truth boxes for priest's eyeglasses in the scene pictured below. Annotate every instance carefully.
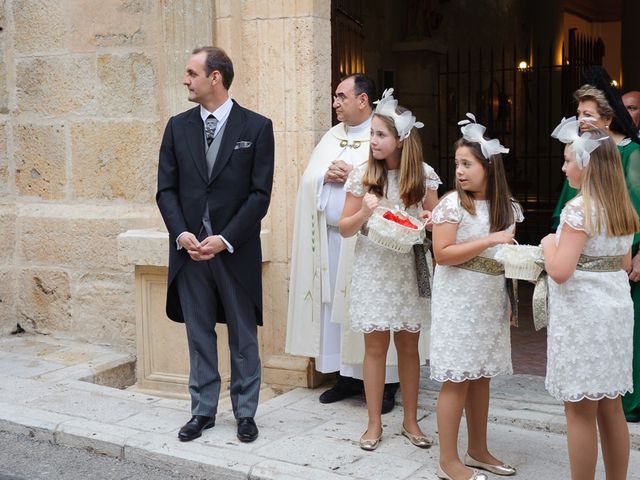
[333,94,348,104]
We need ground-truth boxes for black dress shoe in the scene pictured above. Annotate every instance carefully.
[319,376,364,404]
[178,415,215,442]
[237,417,259,442]
[381,382,399,414]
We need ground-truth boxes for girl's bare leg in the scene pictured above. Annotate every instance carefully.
[597,397,629,480]
[437,380,476,479]
[393,330,423,435]
[564,399,598,480]
[361,330,390,440]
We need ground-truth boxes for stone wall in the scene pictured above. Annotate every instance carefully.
[0,0,331,357]
[0,0,167,345]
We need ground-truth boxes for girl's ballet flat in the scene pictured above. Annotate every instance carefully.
[358,428,382,451]
[401,424,432,448]
[436,465,488,480]
[464,453,516,476]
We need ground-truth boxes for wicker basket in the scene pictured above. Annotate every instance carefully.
[366,207,425,254]
[494,244,544,281]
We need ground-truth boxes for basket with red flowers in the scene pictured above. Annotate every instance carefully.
[366,207,426,253]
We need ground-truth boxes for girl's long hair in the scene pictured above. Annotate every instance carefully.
[362,112,425,208]
[453,138,517,232]
[579,129,640,235]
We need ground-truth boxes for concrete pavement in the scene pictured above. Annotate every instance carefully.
[0,333,639,480]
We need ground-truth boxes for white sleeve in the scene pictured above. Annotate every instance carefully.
[344,165,367,197]
[431,194,461,224]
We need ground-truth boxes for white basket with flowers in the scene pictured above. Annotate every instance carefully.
[366,207,426,254]
[494,241,544,281]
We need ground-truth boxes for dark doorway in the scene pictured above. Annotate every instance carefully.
[435,36,605,245]
[331,0,365,125]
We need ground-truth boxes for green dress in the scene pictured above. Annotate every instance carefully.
[551,140,640,420]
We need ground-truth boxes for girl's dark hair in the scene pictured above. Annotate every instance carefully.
[453,138,517,232]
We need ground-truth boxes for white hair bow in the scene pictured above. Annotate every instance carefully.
[550,116,607,168]
[457,113,509,159]
[374,88,424,139]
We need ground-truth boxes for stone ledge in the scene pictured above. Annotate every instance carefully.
[117,228,273,267]
[117,229,169,267]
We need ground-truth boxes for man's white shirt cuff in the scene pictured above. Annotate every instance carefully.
[176,231,188,250]
[219,235,234,253]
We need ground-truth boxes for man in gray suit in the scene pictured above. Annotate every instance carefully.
[156,46,274,443]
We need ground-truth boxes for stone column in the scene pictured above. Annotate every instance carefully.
[214,0,333,387]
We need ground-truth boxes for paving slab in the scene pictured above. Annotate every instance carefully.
[23,388,149,423]
[116,406,189,434]
[0,351,67,378]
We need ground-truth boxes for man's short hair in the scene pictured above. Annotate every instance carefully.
[192,46,234,90]
[345,73,376,109]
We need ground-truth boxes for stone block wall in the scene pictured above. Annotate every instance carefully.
[0,0,184,345]
[0,0,332,360]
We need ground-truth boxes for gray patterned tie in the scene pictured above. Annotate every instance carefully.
[205,114,218,146]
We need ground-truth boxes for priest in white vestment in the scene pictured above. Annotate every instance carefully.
[286,74,400,411]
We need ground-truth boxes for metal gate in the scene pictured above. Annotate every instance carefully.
[331,0,364,90]
[436,37,604,243]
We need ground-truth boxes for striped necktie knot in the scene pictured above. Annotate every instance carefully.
[205,114,218,146]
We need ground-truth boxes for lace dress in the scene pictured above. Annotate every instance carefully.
[345,163,441,333]
[546,197,634,402]
[429,192,523,382]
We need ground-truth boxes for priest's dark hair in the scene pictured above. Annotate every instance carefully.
[343,73,376,109]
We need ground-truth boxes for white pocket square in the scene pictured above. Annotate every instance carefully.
[234,141,252,150]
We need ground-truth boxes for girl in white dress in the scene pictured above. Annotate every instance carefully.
[542,118,638,480]
[430,114,521,480]
[339,89,440,451]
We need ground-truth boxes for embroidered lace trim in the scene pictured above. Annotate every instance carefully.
[430,367,513,383]
[351,323,423,334]
[546,386,633,403]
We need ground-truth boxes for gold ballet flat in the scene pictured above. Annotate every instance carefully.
[437,464,487,480]
[401,423,432,448]
[464,452,516,476]
[359,428,382,451]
